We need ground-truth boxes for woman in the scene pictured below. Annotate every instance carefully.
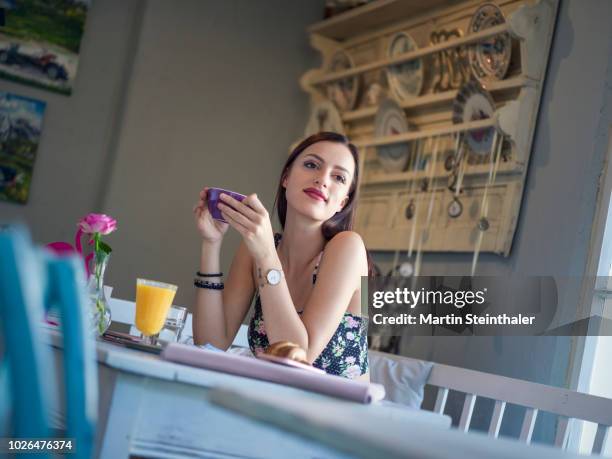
[192,132,370,379]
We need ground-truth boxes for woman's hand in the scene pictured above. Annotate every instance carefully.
[218,193,276,264]
[193,187,229,243]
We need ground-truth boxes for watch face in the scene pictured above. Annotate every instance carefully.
[266,269,282,286]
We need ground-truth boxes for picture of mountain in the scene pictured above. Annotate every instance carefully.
[0,91,46,204]
[0,0,91,95]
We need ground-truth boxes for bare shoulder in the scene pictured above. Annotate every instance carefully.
[322,231,368,273]
[325,230,366,251]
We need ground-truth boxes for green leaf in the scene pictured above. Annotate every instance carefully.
[98,241,113,254]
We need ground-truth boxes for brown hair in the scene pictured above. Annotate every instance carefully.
[273,131,374,275]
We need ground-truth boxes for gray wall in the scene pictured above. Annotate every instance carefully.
[102,0,324,307]
[0,0,143,243]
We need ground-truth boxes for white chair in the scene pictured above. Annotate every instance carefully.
[371,350,612,455]
[369,350,433,409]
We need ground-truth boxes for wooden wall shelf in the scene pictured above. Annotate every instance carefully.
[363,161,524,187]
[308,0,463,41]
[309,23,511,86]
[299,0,559,261]
[342,76,529,122]
[354,119,496,148]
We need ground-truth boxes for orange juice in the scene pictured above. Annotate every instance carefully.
[135,279,177,336]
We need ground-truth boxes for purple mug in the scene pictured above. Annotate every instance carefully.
[207,187,247,223]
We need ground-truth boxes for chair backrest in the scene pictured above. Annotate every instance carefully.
[0,225,54,446]
[0,225,98,459]
[369,350,433,409]
[378,352,612,454]
[46,254,98,459]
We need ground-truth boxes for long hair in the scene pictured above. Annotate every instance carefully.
[273,131,374,275]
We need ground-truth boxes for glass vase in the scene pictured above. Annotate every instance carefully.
[87,250,112,335]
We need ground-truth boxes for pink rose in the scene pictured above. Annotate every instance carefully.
[78,213,117,235]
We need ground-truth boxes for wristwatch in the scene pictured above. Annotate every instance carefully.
[259,268,283,287]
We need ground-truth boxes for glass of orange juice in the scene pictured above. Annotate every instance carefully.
[135,278,178,344]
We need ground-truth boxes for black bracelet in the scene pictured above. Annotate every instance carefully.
[196,271,223,278]
[194,278,224,290]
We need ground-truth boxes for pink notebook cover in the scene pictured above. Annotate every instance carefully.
[162,343,385,404]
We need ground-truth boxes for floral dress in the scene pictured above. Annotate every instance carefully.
[247,234,369,379]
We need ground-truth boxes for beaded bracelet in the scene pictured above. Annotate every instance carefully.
[194,278,224,290]
[196,271,223,278]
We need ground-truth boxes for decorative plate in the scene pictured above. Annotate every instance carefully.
[374,97,412,172]
[326,50,359,112]
[468,3,512,83]
[452,80,496,155]
[305,99,345,136]
[386,32,424,101]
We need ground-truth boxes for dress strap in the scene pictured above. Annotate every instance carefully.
[312,251,323,284]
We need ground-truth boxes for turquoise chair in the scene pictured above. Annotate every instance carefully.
[0,225,98,459]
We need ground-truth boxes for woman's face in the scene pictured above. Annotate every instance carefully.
[283,141,356,223]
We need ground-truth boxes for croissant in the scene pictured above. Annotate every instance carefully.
[265,341,309,364]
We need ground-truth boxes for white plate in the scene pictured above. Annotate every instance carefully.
[386,31,423,101]
[374,98,412,172]
[452,81,496,155]
[326,50,359,112]
[468,3,512,83]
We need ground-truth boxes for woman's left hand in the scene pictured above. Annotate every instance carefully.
[218,193,277,264]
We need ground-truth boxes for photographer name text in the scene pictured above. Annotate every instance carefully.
[372,313,536,325]
[370,288,535,326]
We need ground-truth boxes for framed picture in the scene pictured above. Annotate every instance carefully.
[0,90,46,204]
[0,0,91,95]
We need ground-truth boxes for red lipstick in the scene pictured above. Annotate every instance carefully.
[303,187,327,202]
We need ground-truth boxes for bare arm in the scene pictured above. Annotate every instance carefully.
[191,188,255,349]
[192,241,255,348]
[257,231,367,363]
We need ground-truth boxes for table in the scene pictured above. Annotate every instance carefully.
[208,386,589,459]
[47,332,450,458]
